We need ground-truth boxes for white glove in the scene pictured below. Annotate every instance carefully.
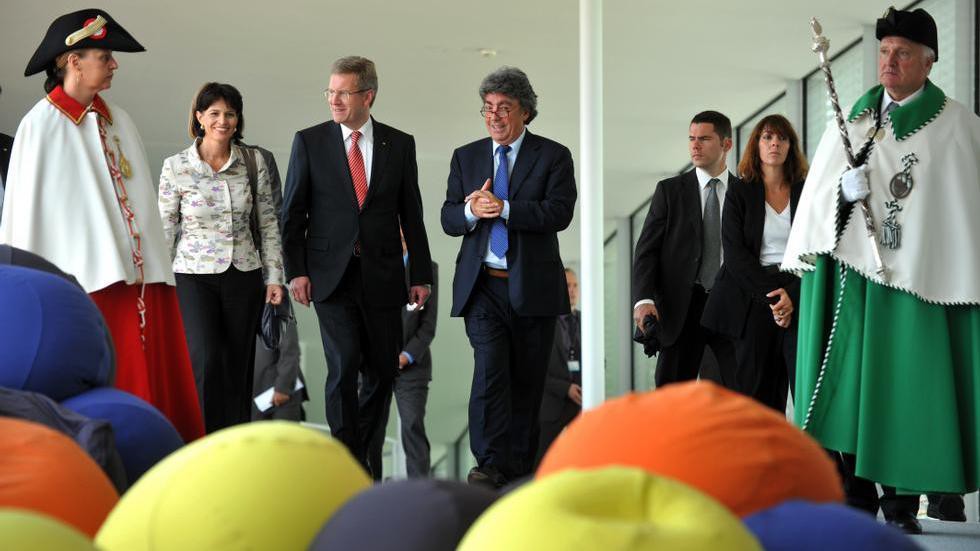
[840,165,870,203]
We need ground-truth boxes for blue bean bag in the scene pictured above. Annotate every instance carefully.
[311,479,499,551]
[62,388,183,484]
[743,500,923,550]
[0,266,112,400]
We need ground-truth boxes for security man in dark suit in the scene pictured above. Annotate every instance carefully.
[536,267,582,464]
[632,110,738,388]
[281,56,433,475]
[442,67,577,488]
[0,86,13,223]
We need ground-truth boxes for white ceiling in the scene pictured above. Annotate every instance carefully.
[0,0,900,448]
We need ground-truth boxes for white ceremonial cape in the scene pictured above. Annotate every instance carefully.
[782,80,980,305]
[0,88,175,293]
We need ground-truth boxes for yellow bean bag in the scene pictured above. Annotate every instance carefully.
[96,421,371,550]
[537,381,843,517]
[0,418,118,537]
[0,509,99,551]
[459,467,761,551]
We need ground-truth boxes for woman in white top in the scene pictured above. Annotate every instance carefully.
[159,82,283,432]
[701,114,807,412]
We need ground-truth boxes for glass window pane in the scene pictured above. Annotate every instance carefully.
[630,200,657,391]
[806,43,864,159]
[917,0,956,98]
[603,236,621,399]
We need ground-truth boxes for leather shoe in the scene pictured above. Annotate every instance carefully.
[467,465,507,489]
[926,494,966,522]
[886,514,923,535]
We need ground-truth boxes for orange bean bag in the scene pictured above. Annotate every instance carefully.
[0,418,118,536]
[537,381,843,517]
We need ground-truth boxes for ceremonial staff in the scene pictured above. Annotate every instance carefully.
[810,18,887,279]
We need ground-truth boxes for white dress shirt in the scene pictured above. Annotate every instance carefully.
[463,128,526,269]
[341,118,374,185]
[881,85,925,119]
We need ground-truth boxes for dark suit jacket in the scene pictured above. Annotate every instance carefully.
[401,260,438,382]
[701,179,803,339]
[441,131,577,317]
[632,169,742,347]
[0,132,13,222]
[541,310,581,423]
[281,118,432,308]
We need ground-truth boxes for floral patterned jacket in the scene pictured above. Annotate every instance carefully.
[158,141,283,284]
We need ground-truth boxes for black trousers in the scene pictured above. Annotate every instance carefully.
[465,273,557,479]
[176,267,264,433]
[833,452,920,519]
[656,285,736,388]
[366,371,432,479]
[312,258,401,476]
[732,299,796,412]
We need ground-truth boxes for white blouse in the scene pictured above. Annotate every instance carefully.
[760,202,791,266]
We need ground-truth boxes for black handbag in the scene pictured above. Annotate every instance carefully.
[259,301,283,351]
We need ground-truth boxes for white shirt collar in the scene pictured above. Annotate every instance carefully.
[695,166,729,189]
[882,85,926,116]
[188,138,236,173]
[341,117,374,144]
[491,128,527,157]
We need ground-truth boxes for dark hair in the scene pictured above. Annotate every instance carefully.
[480,66,538,124]
[331,56,378,107]
[737,114,808,184]
[43,51,81,93]
[188,82,244,141]
[690,110,732,140]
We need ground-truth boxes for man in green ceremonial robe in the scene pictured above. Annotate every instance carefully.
[783,6,980,534]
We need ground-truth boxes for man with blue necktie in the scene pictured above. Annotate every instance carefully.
[442,67,577,488]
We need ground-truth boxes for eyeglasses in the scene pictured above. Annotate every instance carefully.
[324,88,369,101]
[480,105,515,118]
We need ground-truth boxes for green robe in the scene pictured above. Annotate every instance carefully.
[792,83,980,494]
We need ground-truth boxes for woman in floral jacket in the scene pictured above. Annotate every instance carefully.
[159,82,283,433]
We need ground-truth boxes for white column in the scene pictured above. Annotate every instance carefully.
[579,0,605,409]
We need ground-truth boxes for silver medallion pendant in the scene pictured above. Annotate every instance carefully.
[879,153,919,250]
[890,171,913,198]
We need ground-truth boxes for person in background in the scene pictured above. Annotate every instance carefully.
[536,267,582,464]
[158,82,283,433]
[0,9,203,441]
[367,231,439,479]
[252,293,307,421]
[0,85,13,223]
[702,114,806,412]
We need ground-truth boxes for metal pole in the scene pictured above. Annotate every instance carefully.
[580,0,605,409]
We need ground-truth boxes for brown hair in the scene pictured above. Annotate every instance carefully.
[44,51,83,93]
[737,114,808,184]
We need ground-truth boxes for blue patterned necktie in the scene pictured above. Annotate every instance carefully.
[489,145,511,258]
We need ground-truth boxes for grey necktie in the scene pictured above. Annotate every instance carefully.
[699,178,721,290]
[884,101,898,120]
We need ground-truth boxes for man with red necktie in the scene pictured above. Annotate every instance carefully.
[281,56,433,478]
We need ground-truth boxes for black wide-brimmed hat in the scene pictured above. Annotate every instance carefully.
[876,6,938,61]
[24,9,145,77]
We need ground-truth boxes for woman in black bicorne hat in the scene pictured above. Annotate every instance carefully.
[0,9,205,442]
